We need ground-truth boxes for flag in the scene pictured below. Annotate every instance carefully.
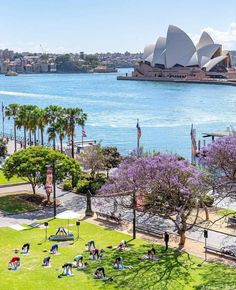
[1,102,4,119]
[136,120,141,140]
[82,126,87,138]
[190,124,197,157]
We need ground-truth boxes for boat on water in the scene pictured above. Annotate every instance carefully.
[93,66,117,73]
[5,70,18,76]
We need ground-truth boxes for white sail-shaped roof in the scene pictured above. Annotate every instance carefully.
[197,44,221,67]
[145,53,153,63]
[196,31,214,50]
[203,55,227,72]
[152,37,166,66]
[165,25,196,68]
[187,51,199,66]
[142,43,155,60]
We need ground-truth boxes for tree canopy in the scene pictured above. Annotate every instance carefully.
[3,146,81,200]
[100,153,209,246]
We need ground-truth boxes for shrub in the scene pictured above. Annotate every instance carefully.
[201,194,214,207]
[63,180,72,191]
[77,179,90,194]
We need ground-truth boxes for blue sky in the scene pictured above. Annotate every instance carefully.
[0,0,235,53]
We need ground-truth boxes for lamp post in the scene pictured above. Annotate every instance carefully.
[44,222,48,241]
[204,229,208,261]
[76,221,80,239]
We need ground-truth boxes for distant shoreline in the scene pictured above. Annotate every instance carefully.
[117,76,236,87]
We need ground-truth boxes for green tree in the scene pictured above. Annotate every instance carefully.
[5,104,20,152]
[79,144,104,179]
[3,146,81,201]
[45,105,63,149]
[65,108,87,159]
[101,146,122,177]
[0,138,7,159]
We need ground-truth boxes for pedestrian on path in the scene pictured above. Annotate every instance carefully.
[164,232,169,251]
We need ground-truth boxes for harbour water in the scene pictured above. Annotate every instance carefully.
[0,68,236,159]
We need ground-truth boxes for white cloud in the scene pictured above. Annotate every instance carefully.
[191,22,236,50]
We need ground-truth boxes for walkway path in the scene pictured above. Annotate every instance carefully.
[1,184,236,251]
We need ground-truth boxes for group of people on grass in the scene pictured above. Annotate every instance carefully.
[7,226,170,283]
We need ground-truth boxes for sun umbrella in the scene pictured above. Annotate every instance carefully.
[56,210,82,234]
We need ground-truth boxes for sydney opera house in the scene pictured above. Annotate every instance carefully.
[118,25,236,84]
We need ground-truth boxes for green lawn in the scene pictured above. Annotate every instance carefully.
[0,194,37,213]
[0,219,236,290]
[0,170,24,185]
[216,209,236,217]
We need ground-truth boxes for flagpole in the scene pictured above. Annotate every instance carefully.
[137,119,140,156]
[2,102,4,138]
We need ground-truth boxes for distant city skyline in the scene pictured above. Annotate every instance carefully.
[0,0,235,53]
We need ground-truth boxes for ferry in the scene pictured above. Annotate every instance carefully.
[5,70,18,76]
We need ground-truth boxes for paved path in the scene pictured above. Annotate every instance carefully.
[1,184,236,249]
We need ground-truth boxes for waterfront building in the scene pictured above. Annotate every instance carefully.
[127,25,236,82]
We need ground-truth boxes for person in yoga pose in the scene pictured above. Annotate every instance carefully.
[113,256,123,269]
[56,227,67,235]
[147,247,156,259]
[85,240,95,251]
[8,256,20,270]
[22,243,30,254]
[74,254,84,267]
[50,244,59,254]
[42,256,51,267]
[90,248,100,260]
[94,267,106,279]
[116,240,128,250]
[61,262,73,276]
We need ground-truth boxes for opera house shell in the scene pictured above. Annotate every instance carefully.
[131,25,236,82]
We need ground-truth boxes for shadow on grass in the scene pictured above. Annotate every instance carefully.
[80,243,197,290]
[194,261,236,290]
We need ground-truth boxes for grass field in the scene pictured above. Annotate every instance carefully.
[0,219,236,290]
[0,194,38,213]
[0,170,24,185]
[216,209,236,217]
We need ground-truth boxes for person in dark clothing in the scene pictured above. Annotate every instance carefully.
[22,243,30,254]
[42,256,51,267]
[164,232,169,251]
[94,267,105,279]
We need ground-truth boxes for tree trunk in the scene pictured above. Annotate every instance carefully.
[31,183,36,195]
[14,121,17,152]
[179,231,186,247]
[34,131,37,146]
[204,204,209,221]
[71,131,74,159]
[106,169,109,178]
[29,130,32,145]
[41,128,44,146]
[53,137,56,150]
[24,127,27,148]
[60,136,63,153]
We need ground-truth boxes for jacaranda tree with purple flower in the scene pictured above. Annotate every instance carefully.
[100,153,208,246]
[200,136,236,200]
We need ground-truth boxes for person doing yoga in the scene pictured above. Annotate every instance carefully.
[22,243,30,254]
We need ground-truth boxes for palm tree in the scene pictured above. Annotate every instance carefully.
[37,108,48,146]
[55,114,67,153]
[45,105,63,149]
[65,108,87,159]
[5,104,20,152]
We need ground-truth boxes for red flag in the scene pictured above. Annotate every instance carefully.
[136,120,141,140]
[82,126,87,138]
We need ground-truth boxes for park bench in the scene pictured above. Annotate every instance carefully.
[95,211,121,224]
[137,224,163,238]
[227,216,236,226]
[205,245,236,260]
